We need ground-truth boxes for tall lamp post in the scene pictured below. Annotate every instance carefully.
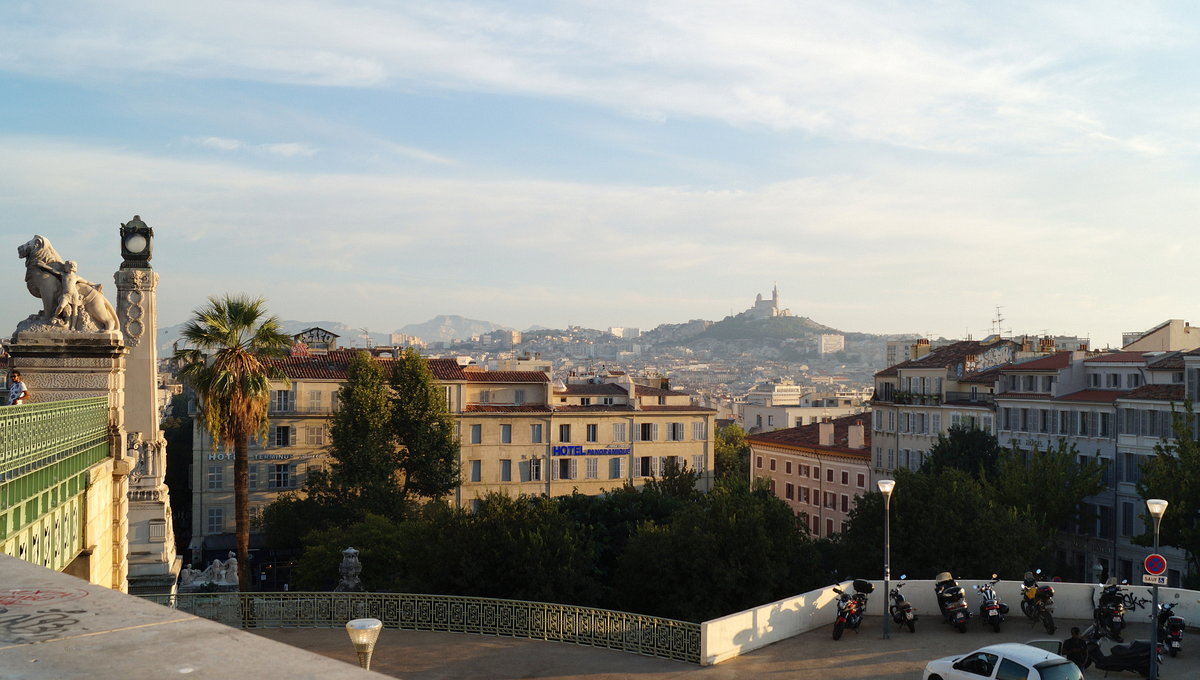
[1147,498,1168,680]
[878,478,896,639]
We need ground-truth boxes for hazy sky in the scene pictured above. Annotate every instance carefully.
[2,1,1197,346]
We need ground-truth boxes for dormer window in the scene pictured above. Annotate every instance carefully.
[658,396,666,405]
[580,397,591,406]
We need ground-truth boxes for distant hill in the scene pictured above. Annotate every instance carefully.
[673,315,840,344]
[395,315,508,343]
[158,320,390,355]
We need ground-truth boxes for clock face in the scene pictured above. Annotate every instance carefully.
[124,233,148,254]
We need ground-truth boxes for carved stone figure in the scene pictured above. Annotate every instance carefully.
[335,547,364,592]
[223,553,238,584]
[179,564,197,586]
[17,235,120,332]
[200,559,224,583]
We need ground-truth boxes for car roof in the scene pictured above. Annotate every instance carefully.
[972,643,1066,665]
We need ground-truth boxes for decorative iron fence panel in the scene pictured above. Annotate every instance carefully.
[142,592,700,663]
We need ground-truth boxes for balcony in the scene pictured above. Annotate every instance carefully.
[890,392,942,406]
[943,391,995,405]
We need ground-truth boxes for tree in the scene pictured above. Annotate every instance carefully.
[922,425,1002,479]
[714,423,750,481]
[1137,402,1200,583]
[389,348,459,500]
[175,295,291,589]
[991,440,1106,554]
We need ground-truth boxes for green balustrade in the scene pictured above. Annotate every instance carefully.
[0,398,111,572]
[142,592,702,663]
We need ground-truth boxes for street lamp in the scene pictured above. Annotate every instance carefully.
[346,618,383,670]
[1147,498,1168,680]
[878,478,896,639]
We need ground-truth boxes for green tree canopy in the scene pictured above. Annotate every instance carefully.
[174,295,291,589]
[714,423,750,481]
[922,424,1002,479]
[1137,403,1200,582]
[991,440,1106,553]
[389,348,460,500]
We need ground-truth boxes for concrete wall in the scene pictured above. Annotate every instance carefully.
[700,578,1200,666]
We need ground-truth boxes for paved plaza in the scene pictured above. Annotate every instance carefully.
[254,617,1200,679]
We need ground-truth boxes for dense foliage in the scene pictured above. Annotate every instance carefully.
[1137,402,1200,585]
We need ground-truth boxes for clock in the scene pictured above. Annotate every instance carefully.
[120,215,154,266]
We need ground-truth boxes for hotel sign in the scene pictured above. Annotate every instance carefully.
[552,446,632,456]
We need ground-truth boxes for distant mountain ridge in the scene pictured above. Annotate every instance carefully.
[394,315,509,343]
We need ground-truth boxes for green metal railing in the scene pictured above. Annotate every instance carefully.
[142,592,701,663]
[0,398,110,571]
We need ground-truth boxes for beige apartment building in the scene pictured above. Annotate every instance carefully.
[747,415,871,538]
[189,346,715,559]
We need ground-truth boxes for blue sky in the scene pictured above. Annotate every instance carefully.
[2,1,1198,346]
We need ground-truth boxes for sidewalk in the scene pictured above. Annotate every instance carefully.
[253,617,1200,679]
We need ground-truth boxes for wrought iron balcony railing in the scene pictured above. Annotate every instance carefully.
[141,591,701,663]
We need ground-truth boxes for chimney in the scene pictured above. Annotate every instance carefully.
[818,421,834,447]
[913,338,931,359]
[1038,336,1055,353]
[847,421,865,449]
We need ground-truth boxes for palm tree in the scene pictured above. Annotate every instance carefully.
[175,295,291,590]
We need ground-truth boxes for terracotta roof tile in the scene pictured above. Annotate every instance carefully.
[632,384,686,397]
[463,404,553,413]
[267,354,545,383]
[747,413,871,457]
[1147,353,1185,370]
[1054,389,1123,403]
[1121,384,1186,402]
[465,371,549,384]
[553,404,636,412]
[1085,352,1148,364]
[1003,352,1073,371]
[638,405,716,412]
[556,383,628,396]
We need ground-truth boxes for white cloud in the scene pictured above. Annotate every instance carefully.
[258,142,317,158]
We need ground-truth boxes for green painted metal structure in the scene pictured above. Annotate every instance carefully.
[0,398,110,572]
[142,591,702,663]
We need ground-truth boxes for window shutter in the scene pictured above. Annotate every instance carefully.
[570,459,577,480]
[651,423,659,441]
[289,426,297,446]
[551,460,559,480]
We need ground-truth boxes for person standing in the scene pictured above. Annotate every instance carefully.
[7,370,28,405]
[1062,626,1087,670]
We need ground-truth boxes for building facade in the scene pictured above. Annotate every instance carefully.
[748,415,872,537]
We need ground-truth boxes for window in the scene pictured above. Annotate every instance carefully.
[559,424,571,442]
[767,415,775,427]
[1100,412,1111,437]
[514,389,525,405]
[931,413,941,434]
[268,464,291,489]
[531,423,543,443]
[271,390,291,412]
[1090,373,1101,388]
[307,390,322,411]
[609,457,623,479]
[602,397,614,405]
[957,652,999,678]
[470,424,482,444]
[994,658,1028,680]
[555,458,575,480]
[248,464,257,489]
[306,425,325,446]
[841,494,849,512]
[692,454,704,472]
[613,423,627,441]
[501,424,512,444]
[1107,373,1120,387]
[207,465,224,490]
[639,423,657,441]
[785,483,794,500]
[826,518,834,536]
[1121,501,1134,537]
[580,397,591,406]
[841,471,849,485]
[638,456,655,477]
[500,459,512,482]
[528,458,542,481]
[693,422,706,440]
[1078,411,1089,436]
[465,460,480,482]
[1059,410,1071,433]
[756,456,763,468]
[586,424,598,442]
[273,426,293,447]
[1127,373,1141,388]
[769,458,777,471]
[478,390,491,404]
[856,473,865,488]
[206,507,224,534]
[586,457,598,479]
[801,465,810,477]
[668,422,685,441]
[826,468,834,482]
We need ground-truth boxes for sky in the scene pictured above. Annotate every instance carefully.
[2,1,1198,347]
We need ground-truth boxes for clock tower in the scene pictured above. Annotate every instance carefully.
[115,215,180,594]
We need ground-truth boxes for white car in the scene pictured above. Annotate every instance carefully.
[923,642,1082,680]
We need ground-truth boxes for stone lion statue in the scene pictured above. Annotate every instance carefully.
[17,235,120,333]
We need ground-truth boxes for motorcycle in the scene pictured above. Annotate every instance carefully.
[1158,601,1186,657]
[974,574,1008,633]
[1084,631,1158,677]
[1094,577,1128,642]
[1020,569,1056,634]
[831,578,873,640]
[934,571,971,633]
[889,575,917,633]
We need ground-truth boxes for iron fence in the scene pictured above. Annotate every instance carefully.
[142,591,701,663]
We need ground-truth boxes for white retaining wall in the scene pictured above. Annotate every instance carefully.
[700,578,1200,666]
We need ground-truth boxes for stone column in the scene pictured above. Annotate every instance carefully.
[115,216,180,595]
[8,330,131,591]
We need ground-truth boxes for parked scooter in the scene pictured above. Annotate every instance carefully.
[1021,569,1056,634]
[1084,631,1158,677]
[831,579,873,640]
[1158,601,1186,657]
[934,571,971,633]
[1094,577,1128,642]
[973,574,1008,633]
[889,575,917,633]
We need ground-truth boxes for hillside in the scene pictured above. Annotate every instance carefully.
[394,315,509,343]
[675,315,840,344]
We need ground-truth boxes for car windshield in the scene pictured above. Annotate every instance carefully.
[1033,659,1083,680]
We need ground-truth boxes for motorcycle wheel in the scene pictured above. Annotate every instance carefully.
[1170,645,1179,658]
[1021,600,1036,621]
[991,617,1001,633]
[956,620,968,634]
[832,620,844,640]
[1040,612,1055,635]
[906,619,916,633]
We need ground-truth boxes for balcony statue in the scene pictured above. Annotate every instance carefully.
[16,235,119,333]
[335,547,364,592]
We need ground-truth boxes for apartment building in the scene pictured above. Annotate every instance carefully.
[189,349,715,558]
[748,415,872,537]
